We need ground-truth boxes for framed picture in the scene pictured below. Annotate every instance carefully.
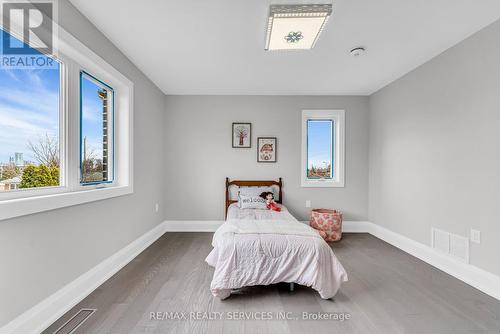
[232,123,251,148]
[257,137,277,162]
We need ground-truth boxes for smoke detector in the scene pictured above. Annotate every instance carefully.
[350,47,366,57]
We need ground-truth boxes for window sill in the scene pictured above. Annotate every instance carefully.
[301,180,345,188]
[0,185,133,221]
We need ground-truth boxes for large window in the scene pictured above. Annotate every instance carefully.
[0,29,61,192]
[0,22,133,221]
[301,110,345,187]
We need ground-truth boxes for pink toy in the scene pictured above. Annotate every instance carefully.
[259,192,281,212]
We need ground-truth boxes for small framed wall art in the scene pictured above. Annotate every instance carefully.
[232,123,251,148]
[257,137,277,162]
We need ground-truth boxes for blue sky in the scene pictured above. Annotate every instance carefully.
[307,120,333,169]
[0,30,60,163]
[0,29,106,164]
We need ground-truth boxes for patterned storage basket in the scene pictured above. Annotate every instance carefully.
[310,209,343,242]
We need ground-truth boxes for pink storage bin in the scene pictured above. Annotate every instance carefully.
[310,209,343,242]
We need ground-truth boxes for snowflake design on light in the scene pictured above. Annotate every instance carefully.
[284,31,304,43]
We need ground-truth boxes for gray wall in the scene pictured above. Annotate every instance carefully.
[0,1,165,326]
[3,1,499,327]
[369,20,500,276]
[164,96,369,221]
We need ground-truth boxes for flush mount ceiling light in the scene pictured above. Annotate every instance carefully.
[265,4,333,51]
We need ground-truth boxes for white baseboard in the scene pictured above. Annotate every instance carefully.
[4,219,499,334]
[342,221,372,233]
[164,220,223,232]
[368,223,500,301]
[1,222,166,334]
[162,220,369,233]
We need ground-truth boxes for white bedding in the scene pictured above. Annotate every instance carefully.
[205,204,348,299]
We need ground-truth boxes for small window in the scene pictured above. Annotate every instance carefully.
[0,29,62,192]
[307,120,333,179]
[301,110,345,187]
[80,71,114,185]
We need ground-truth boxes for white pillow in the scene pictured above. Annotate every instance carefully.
[239,186,277,199]
[238,193,267,209]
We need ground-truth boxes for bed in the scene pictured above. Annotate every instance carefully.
[205,178,348,299]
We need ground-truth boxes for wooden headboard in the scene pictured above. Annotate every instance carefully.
[225,177,283,218]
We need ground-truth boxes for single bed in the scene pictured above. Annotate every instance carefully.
[205,178,348,299]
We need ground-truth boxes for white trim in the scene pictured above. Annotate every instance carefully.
[0,186,132,221]
[342,221,372,233]
[59,26,134,194]
[368,223,500,300]
[301,110,345,187]
[162,220,368,233]
[0,17,134,221]
[164,220,223,232]
[0,222,165,334]
[299,220,370,233]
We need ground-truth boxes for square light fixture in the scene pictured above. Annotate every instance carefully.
[265,4,333,51]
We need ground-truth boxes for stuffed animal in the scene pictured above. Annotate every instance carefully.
[259,191,281,212]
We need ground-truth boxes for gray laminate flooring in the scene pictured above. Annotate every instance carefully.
[44,233,500,334]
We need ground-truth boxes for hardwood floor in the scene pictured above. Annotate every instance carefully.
[44,233,500,334]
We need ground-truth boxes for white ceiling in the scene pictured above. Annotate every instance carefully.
[69,0,500,95]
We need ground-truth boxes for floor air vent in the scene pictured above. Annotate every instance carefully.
[53,308,96,334]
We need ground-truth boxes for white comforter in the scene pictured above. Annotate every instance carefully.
[205,204,348,299]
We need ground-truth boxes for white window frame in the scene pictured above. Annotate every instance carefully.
[301,109,345,187]
[0,21,134,221]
